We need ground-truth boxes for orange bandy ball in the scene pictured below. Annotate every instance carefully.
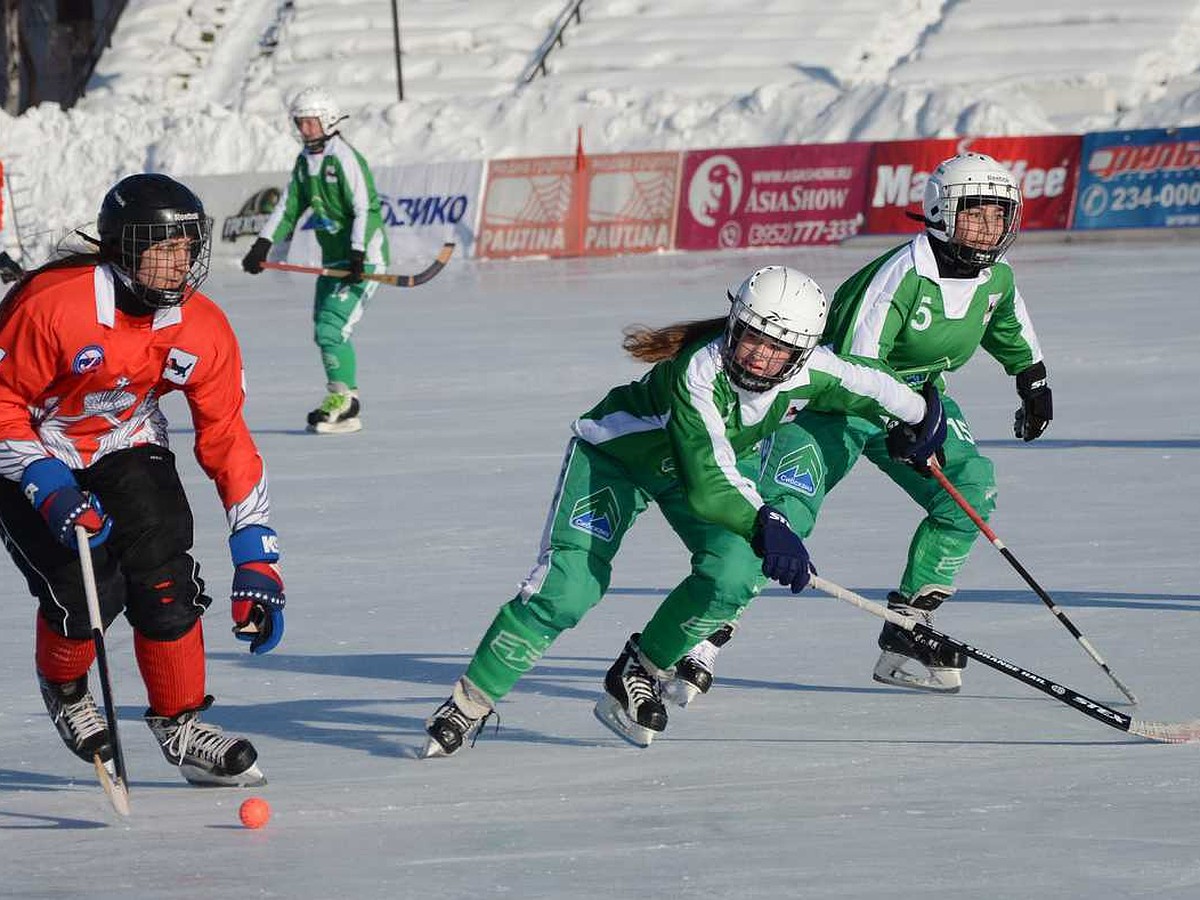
[239,796,271,829]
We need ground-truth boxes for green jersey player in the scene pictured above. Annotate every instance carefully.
[421,265,948,756]
[669,152,1054,701]
[241,86,391,434]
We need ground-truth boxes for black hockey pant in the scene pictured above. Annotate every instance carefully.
[0,445,212,641]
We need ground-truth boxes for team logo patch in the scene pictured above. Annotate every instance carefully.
[773,445,823,496]
[489,631,542,672]
[72,345,104,374]
[569,488,621,542]
[163,348,199,385]
[679,615,737,641]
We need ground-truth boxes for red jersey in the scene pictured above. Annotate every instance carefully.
[0,263,269,530]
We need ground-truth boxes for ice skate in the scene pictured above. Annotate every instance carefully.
[306,383,362,434]
[593,634,669,747]
[38,673,113,765]
[872,587,966,693]
[421,676,494,758]
[663,622,737,708]
[145,697,265,786]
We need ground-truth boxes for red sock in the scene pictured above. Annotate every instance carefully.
[135,620,206,718]
[35,613,95,683]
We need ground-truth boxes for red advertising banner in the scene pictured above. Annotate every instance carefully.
[675,143,872,251]
[477,156,579,260]
[865,135,1082,234]
[477,152,680,260]
[584,152,680,256]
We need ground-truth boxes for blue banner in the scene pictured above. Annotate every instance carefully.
[1074,127,1200,229]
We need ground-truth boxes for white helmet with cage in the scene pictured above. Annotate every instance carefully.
[922,152,1022,267]
[723,266,828,392]
[288,87,345,151]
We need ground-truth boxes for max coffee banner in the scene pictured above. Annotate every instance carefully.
[676,143,871,250]
[865,135,1082,233]
[1074,127,1200,229]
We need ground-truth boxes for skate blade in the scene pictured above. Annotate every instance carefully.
[873,653,962,693]
[419,736,459,759]
[308,418,363,435]
[661,678,702,708]
[592,696,658,748]
[180,762,267,787]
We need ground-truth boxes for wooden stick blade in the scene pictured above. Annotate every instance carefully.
[94,754,131,817]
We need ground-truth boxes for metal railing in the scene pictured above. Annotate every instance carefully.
[520,0,584,85]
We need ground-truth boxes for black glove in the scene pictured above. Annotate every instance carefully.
[750,506,812,594]
[241,238,272,274]
[886,381,947,476]
[1014,362,1052,442]
[341,249,365,285]
[0,251,22,284]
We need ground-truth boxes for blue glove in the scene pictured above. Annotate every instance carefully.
[20,458,112,549]
[750,506,812,593]
[229,525,285,654]
[886,381,947,475]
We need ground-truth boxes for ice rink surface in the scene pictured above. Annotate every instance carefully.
[1,237,1198,898]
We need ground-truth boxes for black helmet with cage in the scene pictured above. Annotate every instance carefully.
[97,173,213,309]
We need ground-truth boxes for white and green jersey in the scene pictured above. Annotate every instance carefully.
[571,337,926,540]
[259,135,390,267]
[825,233,1042,387]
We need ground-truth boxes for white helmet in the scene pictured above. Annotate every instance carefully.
[288,87,345,151]
[723,266,828,392]
[923,152,1022,267]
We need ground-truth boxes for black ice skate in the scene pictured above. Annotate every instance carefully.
[663,622,738,708]
[873,586,967,693]
[306,384,362,434]
[421,677,494,759]
[145,696,265,786]
[593,634,669,747]
[39,672,113,766]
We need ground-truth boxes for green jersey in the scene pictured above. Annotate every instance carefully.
[260,135,390,267]
[571,337,926,540]
[823,234,1043,387]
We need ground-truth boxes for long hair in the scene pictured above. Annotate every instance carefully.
[622,317,726,364]
[0,251,102,331]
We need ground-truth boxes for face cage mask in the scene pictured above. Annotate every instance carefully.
[293,117,340,154]
[939,187,1022,268]
[117,219,213,309]
[722,300,816,392]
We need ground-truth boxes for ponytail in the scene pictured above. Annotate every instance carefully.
[622,317,726,364]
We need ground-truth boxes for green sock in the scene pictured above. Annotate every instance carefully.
[463,599,560,701]
[320,343,357,389]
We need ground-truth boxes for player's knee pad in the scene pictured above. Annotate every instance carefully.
[694,569,760,622]
[936,454,997,530]
[123,555,212,641]
[314,316,349,351]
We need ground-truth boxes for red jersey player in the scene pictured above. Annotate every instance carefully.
[0,173,285,787]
